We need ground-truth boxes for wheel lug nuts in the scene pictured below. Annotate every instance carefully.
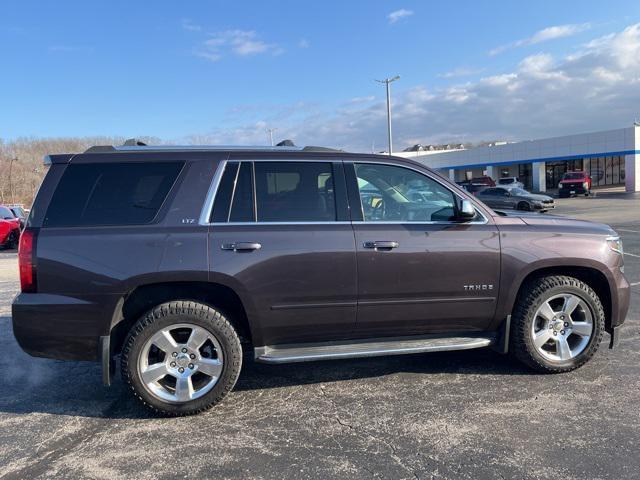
[564,322,569,327]
[190,353,196,359]
[553,331,558,336]
[561,330,565,335]
[188,363,194,369]
[181,348,188,353]
[179,367,185,373]
[170,362,176,367]
[172,352,178,357]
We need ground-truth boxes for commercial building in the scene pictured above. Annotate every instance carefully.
[394,125,640,192]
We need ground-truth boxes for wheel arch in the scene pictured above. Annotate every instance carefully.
[507,265,613,333]
[109,280,259,358]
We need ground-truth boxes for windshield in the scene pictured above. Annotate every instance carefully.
[498,178,514,184]
[563,172,584,180]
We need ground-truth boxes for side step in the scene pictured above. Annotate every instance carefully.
[254,335,495,364]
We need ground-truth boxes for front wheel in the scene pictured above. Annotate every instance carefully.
[121,301,242,416]
[511,275,604,373]
[517,201,531,211]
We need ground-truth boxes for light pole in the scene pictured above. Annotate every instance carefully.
[266,128,277,146]
[375,75,400,155]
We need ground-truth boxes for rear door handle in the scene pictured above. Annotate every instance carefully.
[221,242,262,252]
[363,241,399,250]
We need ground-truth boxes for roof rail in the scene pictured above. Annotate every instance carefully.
[82,144,342,154]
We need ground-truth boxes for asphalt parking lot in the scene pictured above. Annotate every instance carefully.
[1,192,639,479]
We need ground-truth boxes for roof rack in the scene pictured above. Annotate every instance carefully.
[83,144,342,154]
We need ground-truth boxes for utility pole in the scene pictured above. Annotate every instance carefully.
[266,128,277,146]
[375,75,400,155]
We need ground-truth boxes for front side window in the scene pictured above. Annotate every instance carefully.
[354,163,456,222]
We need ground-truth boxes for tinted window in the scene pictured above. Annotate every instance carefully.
[211,162,255,222]
[481,188,497,196]
[354,163,456,222]
[229,162,254,222]
[255,162,336,222]
[211,162,239,222]
[44,162,183,227]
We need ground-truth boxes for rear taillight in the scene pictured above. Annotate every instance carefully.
[19,228,37,293]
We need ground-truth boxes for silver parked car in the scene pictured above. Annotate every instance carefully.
[497,177,524,189]
[476,187,555,212]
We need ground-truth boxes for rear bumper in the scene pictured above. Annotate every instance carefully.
[12,293,107,361]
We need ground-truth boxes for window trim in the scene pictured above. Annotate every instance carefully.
[200,158,489,226]
[201,159,349,226]
[347,160,488,225]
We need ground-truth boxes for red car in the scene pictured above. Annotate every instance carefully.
[0,205,21,249]
[558,171,592,198]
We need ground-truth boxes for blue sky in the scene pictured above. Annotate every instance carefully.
[1,0,640,150]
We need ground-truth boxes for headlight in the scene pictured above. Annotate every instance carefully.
[558,182,562,189]
[606,236,623,255]
[583,182,588,189]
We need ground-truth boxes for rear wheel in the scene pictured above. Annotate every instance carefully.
[121,300,242,416]
[511,275,604,373]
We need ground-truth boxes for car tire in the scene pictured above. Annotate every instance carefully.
[511,275,604,373]
[517,201,531,211]
[3,231,18,250]
[121,300,242,416]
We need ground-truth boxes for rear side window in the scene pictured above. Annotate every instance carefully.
[44,162,183,227]
[255,162,336,222]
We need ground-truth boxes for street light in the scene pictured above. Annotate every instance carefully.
[266,128,278,147]
[375,75,400,155]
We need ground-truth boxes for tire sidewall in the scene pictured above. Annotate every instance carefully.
[522,282,603,370]
[122,302,242,415]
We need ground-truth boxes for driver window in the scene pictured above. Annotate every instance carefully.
[354,163,456,222]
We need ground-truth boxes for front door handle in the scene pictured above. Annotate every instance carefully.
[221,242,262,252]
[363,241,399,250]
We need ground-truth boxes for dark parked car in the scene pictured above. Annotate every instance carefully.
[7,205,27,228]
[13,144,629,416]
[476,187,555,212]
[558,171,592,197]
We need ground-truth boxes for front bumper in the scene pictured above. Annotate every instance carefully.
[559,184,589,195]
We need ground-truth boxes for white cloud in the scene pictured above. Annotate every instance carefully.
[187,23,640,152]
[490,23,591,55]
[298,39,310,48]
[388,9,413,24]
[181,19,202,32]
[438,67,485,78]
[196,30,282,61]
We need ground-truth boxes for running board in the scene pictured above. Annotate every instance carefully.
[254,335,495,364]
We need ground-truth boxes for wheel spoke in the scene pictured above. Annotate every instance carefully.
[555,336,572,360]
[153,329,178,353]
[534,329,553,348]
[175,376,194,402]
[562,295,581,316]
[198,358,223,378]
[186,326,210,352]
[571,321,593,337]
[537,301,556,322]
[141,363,169,384]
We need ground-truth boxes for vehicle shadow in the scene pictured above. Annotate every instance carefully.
[0,315,535,420]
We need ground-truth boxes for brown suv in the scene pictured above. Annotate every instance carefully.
[12,144,629,415]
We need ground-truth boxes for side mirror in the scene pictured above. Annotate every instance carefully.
[504,191,511,197]
[458,199,476,220]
